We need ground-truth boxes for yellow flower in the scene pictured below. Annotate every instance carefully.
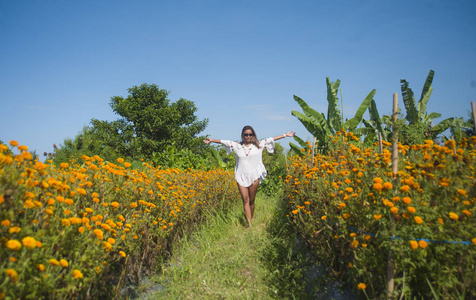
[49,259,60,266]
[5,269,18,282]
[36,264,46,272]
[107,238,115,245]
[383,182,393,190]
[119,251,126,258]
[21,236,37,250]
[400,185,411,193]
[93,229,104,240]
[6,240,22,251]
[351,240,359,248]
[462,210,471,217]
[358,283,366,290]
[403,197,412,205]
[1,219,11,227]
[350,233,356,238]
[117,158,124,164]
[321,215,327,220]
[78,226,85,233]
[449,212,459,220]
[103,241,112,252]
[9,226,21,234]
[9,140,19,147]
[124,162,131,168]
[409,240,419,250]
[374,214,382,220]
[407,206,416,214]
[472,238,476,246]
[60,259,69,268]
[418,240,428,249]
[390,207,399,214]
[414,216,423,224]
[73,269,83,279]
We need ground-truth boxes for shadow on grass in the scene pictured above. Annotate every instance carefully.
[260,193,353,300]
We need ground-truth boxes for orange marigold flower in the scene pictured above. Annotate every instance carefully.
[403,197,412,205]
[390,207,399,214]
[409,240,419,250]
[124,162,131,168]
[414,216,423,224]
[383,182,393,189]
[373,183,383,191]
[36,264,46,272]
[117,158,124,164]
[457,189,467,196]
[418,240,428,249]
[374,214,382,220]
[449,212,459,220]
[119,251,126,258]
[21,236,37,250]
[462,210,471,217]
[9,140,19,147]
[373,177,383,184]
[407,206,416,214]
[60,259,69,268]
[321,216,327,220]
[400,185,411,193]
[73,269,83,279]
[358,283,366,290]
[351,240,359,248]
[5,269,18,282]
[49,259,60,266]
[6,240,22,251]
[60,163,69,168]
[472,238,476,246]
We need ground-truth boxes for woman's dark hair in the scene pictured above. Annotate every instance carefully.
[241,125,261,148]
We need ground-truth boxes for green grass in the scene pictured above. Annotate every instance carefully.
[131,193,324,299]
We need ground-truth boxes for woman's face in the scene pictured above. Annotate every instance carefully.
[243,129,254,143]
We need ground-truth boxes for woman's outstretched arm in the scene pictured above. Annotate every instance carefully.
[272,131,295,141]
[203,138,221,144]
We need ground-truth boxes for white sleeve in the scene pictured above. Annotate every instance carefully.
[263,138,275,153]
[220,140,235,155]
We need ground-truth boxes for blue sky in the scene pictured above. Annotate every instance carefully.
[1,0,475,156]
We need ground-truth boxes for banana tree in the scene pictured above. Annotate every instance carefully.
[400,70,468,142]
[354,99,392,144]
[401,70,440,127]
[431,117,472,142]
[290,77,376,154]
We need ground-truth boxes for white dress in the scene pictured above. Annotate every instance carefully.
[220,138,275,187]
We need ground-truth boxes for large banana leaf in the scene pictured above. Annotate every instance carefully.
[401,79,418,125]
[343,89,376,131]
[367,99,387,140]
[291,110,319,137]
[420,70,434,101]
[209,146,226,168]
[418,86,433,121]
[293,95,332,135]
[423,112,441,125]
[289,142,305,157]
[431,117,472,140]
[326,78,342,132]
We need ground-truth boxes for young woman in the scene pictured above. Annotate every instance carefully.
[203,125,295,228]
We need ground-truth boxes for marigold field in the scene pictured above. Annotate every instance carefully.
[0,141,238,299]
[284,131,476,298]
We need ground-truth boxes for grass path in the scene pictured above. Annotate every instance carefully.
[134,193,321,299]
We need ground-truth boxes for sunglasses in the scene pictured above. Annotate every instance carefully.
[243,133,254,137]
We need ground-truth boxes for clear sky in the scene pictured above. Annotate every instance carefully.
[1,0,475,156]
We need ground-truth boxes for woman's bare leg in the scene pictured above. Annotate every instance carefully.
[237,179,260,228]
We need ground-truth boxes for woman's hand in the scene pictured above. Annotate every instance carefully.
[285,131,295,137]
[203,138,212,144]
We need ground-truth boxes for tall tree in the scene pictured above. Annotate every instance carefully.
[55,83,208,163]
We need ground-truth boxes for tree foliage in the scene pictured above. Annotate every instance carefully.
[54,83,209,164]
